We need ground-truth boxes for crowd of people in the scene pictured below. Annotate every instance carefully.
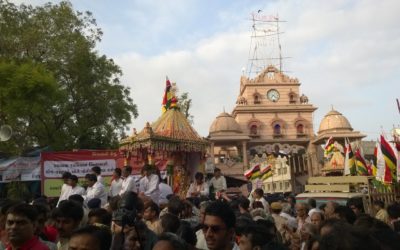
[1,165,400,250]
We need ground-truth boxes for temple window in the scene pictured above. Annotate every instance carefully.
[296,124,304,134]
[250,125,258,135]
[254,95,260,104]
[289,94,296,104]
[273,124,281,135]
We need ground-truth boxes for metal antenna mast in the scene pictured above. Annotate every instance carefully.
[246,11,287,78]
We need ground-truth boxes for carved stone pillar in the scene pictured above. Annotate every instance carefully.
[242,141,248,168]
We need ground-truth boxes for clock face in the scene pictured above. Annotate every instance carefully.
[267,89,280,102]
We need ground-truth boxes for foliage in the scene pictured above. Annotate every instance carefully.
[0,1,138,153]
[178,92,194,124]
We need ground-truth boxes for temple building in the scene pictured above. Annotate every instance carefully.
[208,65,319,193]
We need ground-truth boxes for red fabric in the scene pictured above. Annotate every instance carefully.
[42,226,58,243]
[6,236,49,250]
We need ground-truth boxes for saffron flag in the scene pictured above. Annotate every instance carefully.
[244,164,260,179]
[354,149,368,176]
[344,139,356,176]
[162,76,172,113]
[380,135,397,182]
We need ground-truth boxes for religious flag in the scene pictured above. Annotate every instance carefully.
[324,136,335,157]
[162,76,172,113]
[380,135,397,182]
[244,164,260,179]
[354,149,368,176]
[344,138,356,176]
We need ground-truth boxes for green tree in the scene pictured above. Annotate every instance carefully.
[178,92,194,124]
[0,1,138,153]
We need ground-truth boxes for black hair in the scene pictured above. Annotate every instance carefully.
[68,194,84,205]
[88,208,112,226]
[347,197,364,213]
[176,220,197,246]
[85,173,97,182]
[52,200,84,222]
[6,203,38,222]
[334,205,357,224]
[91,166,101,175]
[241,224,271,248]
[387,202,400,219]
[238,197,250,210]
[194,172,204,180]
[205,201,236,229]
[214,168,221,173]
[123,165,132,173]
[68,175,78,182]
[167,196,184,216]
[161,213,180,234]
[146,201,160,216]
[373,200,384,209]
[307,198,317,209]
[142,164,152,172]
[62,172,72,179]
[235,216,254,236]
[70,225,112,250]
[157,232,188,250]
[32,203,50,217]
[254,188,264,197]
[114,168,122,176]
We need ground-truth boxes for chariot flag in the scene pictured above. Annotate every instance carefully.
[375,140,386,182]
[344,138,356,176]
[162,76,172,113]
[380,135,397,182]
[324,136,334,157]
[355,149,368,176]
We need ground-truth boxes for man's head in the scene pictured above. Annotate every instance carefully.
[238,197,250,212]
[167,196,184,217]
[87,208,112,227]
[52,200,84,239]
[214,168,221,178]
[347,198,364,216]
[239,225,269,250]
[62,172,72,184]
[203,201,236,250]
[68,175,79,188]
[310,212,324,227]
[373,200,385,211]
[122,166,132,178]
[307,198,317,209]
[199,201,212,224]
[91,166,101,176]
[333,205,356,224]
[195,172,204,185]
[324,201,339,219]
[68,225,112,250]
[32,203,50,236]
[5,204,38,247]
[270,202,282,214]
[295,203,308,218]
[85,174,97,187]
[142,164,152,177]
[252,188,264,199]
[153,232,187,250]
[113,168,122,179]
[143,201,160,221]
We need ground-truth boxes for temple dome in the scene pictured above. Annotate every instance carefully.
[209,112,242,135]
[318,109,353,134]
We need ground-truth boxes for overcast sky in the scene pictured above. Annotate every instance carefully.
[13,0,400,140]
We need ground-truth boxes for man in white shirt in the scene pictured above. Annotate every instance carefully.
[139,165,160,203]
[83,173,107,206]
[119,165,137,196]
[209,168,227,193]
[67,175,85,197]
[158,179,173,206]
[91,166,104,185]
[187,172,209,198]
[109,168,123,198]
[57,172,72,207]
[249,188,270,213]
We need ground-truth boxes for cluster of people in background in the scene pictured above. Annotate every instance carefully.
[1,165,400,250]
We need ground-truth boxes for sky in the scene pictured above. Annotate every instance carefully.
[12,0,400,140]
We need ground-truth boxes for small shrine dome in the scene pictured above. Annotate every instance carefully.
[318,109,353,134]
[209,112,242,135]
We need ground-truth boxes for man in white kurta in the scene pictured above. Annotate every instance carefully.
[67,175,85,197]
[140,165,160,203]
[83,173,107,206]
[187,172,209,198]
[209,168,227,193]
[119,165,137,196]
[57,172,72,207]
[109,168,123,198]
